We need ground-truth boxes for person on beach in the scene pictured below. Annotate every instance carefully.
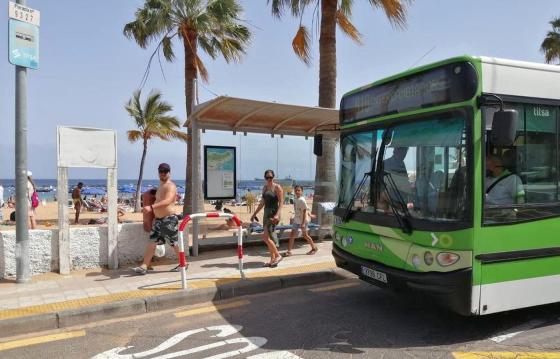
[251,169,283,268]
[0,183,4,222]
[282,185,318,257]
[27,171,37,229]
[72,182,84,224]
[245,189,255,213]
[132,163,182,275]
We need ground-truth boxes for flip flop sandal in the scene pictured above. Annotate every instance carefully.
[263,262,272,267]
[281,252,292,257]
[307,248,318,255]
[270,256,283,268]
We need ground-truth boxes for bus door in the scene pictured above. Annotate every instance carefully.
[477,103,560,314]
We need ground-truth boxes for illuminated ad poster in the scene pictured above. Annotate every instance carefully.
[204,145,236,200]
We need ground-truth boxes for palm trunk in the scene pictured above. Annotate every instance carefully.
[182,27,204,215]
[135,138,148,212]
[312,0,338,220]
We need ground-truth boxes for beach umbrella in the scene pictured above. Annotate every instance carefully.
[81,187,106,196]
[118,186,137,194]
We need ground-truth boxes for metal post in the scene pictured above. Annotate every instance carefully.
[15,0,30,283]
[57,167,70,275]
[179,226,188,290]
[107,168,118,269]
[237,226,245,279]
[191,118,200,256]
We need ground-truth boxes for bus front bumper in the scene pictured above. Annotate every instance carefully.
[332,243,472,315]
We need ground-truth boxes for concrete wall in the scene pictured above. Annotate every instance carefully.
[0,223,177,278]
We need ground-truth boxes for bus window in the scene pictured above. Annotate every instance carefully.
[376,112,469,221]
[339,130,381,211]
[484,104,560,224]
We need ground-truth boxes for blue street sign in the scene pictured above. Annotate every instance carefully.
[9,19,39,69]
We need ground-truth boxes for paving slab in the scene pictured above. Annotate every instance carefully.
[0,240,340,338]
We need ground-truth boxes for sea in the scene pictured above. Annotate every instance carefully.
[0,178,315,202]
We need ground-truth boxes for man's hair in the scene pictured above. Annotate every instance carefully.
[294,185,303,191]
[264,169,275,178]
[78,182,83,187]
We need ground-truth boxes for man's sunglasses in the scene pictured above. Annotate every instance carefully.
[265,176,273,180]
[158,170,170,174]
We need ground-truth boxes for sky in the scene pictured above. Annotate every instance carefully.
[0,0,558,180]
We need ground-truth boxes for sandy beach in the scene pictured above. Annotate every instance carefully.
[0,199,313,234]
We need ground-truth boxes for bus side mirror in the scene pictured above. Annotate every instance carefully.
[314,134,323,156]
[491,109,518,146]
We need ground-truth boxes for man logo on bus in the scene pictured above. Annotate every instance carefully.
[365,242,383,252]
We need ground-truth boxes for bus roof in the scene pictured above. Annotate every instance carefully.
[343,55,560,101]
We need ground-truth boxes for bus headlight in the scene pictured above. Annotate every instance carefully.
[335,232,341,241]
[424,251,434,266]
[436,252,460,266]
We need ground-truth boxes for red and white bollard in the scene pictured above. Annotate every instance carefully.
[178,212,245,290]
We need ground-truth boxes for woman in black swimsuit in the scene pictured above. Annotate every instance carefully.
[251,170,284,267]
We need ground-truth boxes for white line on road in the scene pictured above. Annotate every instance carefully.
[247,351,304,359]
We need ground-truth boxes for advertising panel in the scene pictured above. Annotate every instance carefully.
[204,146,236,199]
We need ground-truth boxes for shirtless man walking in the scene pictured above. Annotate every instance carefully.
[72,182,84,224]
[132,163,182,275]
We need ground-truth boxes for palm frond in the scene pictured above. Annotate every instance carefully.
[269,0,311,18]
[368,0,410,29]
[127,130,144,143]
[195,54,210,83]
[125,88,182,145]
[292,25,312,65]
[339,0,354,16]
[541,17,560,64]
[336,9,363,45]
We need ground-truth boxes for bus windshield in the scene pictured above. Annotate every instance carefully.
[339,110,469,223]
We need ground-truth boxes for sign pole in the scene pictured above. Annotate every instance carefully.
[14,0,30,283]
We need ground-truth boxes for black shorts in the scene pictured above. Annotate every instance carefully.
[150,215,179,246]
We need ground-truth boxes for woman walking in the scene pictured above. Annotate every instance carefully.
[251,170,283,267]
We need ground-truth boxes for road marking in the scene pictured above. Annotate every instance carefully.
[174,300,250,318]
[92,325,271,359]
[0,330,85,352]
[453,352,560,359]
[489,331,524,343]
[309,282,359,292]
[248,351,303,358]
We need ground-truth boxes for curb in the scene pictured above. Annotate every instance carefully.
[0,268,346,339]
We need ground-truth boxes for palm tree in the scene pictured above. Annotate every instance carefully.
[541,17,560,64]
[269,0,410,217]
[124,0,251,214]
[126,89,189,212]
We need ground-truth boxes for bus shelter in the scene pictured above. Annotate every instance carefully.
[184,96,339,255]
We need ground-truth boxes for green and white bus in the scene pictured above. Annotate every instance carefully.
[329,55,560,315]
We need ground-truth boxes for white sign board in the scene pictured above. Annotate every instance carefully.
[57,126,117,168]
[9,2,40,26]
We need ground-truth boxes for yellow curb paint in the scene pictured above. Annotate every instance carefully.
[0,330,85,352]
[309,282,359,292]
[453,352,560,359]
[174,300,250,318]
[0,261,335,321]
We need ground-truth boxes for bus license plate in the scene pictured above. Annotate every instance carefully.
[361,266,388,284]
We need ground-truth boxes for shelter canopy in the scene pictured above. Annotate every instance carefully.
[184,96,339,137]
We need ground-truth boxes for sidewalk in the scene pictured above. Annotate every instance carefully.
[0,240,341,337]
